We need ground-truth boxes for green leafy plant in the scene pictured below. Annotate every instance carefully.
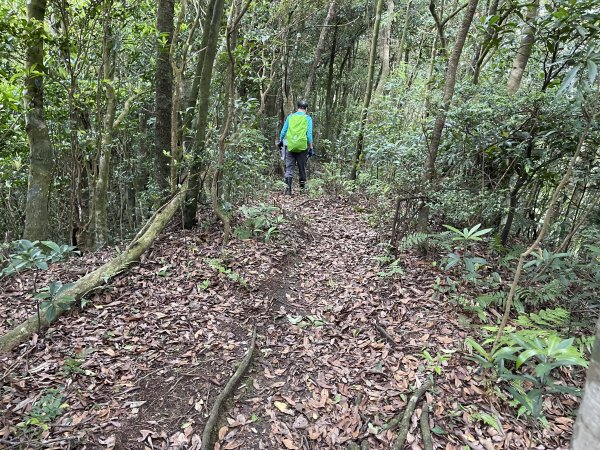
[205,258,247,287]
[19,388,68,432]
[36,281,76,324]
[1,240,77,278]
[287,314,326,328]
[234,204,285,242]
[465,309,588,420]
[422,349,453,375]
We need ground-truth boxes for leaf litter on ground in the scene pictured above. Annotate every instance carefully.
[0,195,581,449]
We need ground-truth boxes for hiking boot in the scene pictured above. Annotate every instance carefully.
[299,180,306,194]
[285,177,292,195]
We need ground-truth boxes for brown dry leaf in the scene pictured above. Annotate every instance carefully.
[281,438,299,449]
[218,426,228,441]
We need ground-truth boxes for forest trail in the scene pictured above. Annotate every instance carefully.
[1,195,572,450]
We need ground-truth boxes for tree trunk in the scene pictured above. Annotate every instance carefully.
[473,0,500,84]
[396,0,412,72]
[507,0,539,95]
[303,0,336,100]
[183,0,226,228]
[182,0,217,140]
[22,0,53,241]
[154,0,175,192]
[93,1,115,249]
[417,0,479,230]
[374,0,394,96]
[349,0,385,181]
[572,316,600,448]
[324,25,337,145]
[0,185,188,354]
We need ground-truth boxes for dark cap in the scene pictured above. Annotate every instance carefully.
[297,99,309,109]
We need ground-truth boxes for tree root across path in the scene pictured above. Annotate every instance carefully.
[201,328,256,450]
[0,186,187,354]
[388,379,434,450]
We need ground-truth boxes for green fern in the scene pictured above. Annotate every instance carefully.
[516,307,570,330]
[396,231,453,253]
[396,232,432,252]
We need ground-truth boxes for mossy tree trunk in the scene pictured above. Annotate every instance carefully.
[507,0,539,95]
[183,0,226,228]
[22,0,53,241]
[0,185,188,354]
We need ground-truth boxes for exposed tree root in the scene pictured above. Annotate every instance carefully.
[389,379,434,450]
[200,328,256,450]
[420,401,433,450]
[0,186,187,354]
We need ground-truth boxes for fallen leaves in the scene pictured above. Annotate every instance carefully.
[0,197,581,450]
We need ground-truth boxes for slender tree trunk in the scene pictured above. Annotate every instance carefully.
[572,316,600,448]
[350,0,385,181]
[396,0,412,72]
[182,0,216,141]
[303,0,336,100]
[375,0,394,96]
[473,0,500,84]
[507,0,539,94]
[154,0,175,192]
[324,25,337,145]
[212,0,250,242]
[183,0,226,228]
[93,0,115,249]
[23,0,53,241]
[417,0,479,230]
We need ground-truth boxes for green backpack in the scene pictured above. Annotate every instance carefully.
[285,114,308,152]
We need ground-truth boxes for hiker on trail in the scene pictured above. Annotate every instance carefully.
[278,99,314,195]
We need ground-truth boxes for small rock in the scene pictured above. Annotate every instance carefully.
[293,415,308,429]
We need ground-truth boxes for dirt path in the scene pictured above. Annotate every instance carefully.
[0,195,573,450]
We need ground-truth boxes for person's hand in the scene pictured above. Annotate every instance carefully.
[308,147,315,157]
[278,140,283,148]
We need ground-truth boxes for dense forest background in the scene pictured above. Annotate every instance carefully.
[1,0,600,447]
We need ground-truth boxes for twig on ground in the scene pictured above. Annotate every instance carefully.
[374,321,396,346]
[200,328,256,450]
[420,401,433,450]
[386,379,434,450]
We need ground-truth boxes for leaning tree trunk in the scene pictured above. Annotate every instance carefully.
[349,0,385,181]
[417,0,479,230]
[93,2,116,249]
[22,0,53,241]
[0,184,188,354]
[183,0,226,228]
[154,0,175,193]
[303,0,336,100]
[507,0,539,95]
[572,316,600,449]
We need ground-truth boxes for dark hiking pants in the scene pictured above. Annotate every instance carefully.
[284,148,309,184]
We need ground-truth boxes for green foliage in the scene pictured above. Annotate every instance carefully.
[36,281,76,323]
[234,204,284,242]
[287,314,326,328]
[422,349,452,375]
[1,240,77,278]
[465,307,588,420]
[205,258,247,287]
[19,388,67,432]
